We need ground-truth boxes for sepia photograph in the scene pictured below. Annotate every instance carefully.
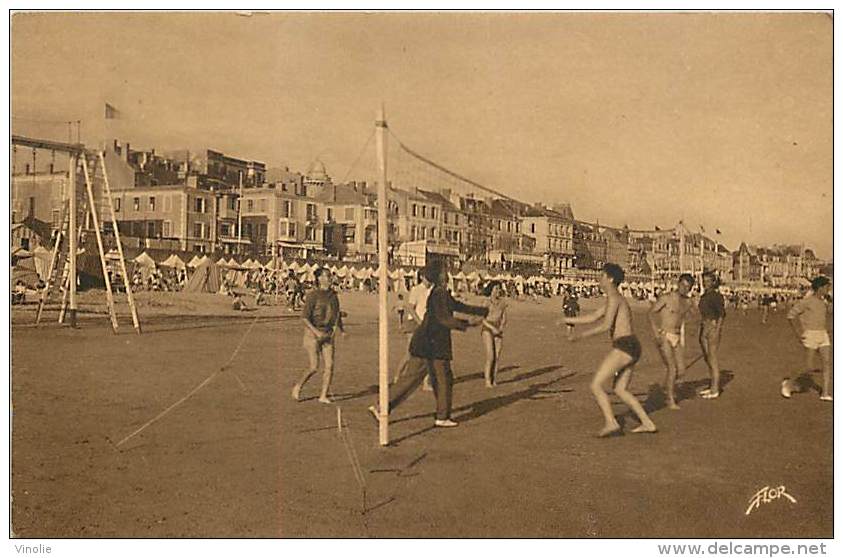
[7,7,835,548]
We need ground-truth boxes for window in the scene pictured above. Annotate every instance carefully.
[430,227,437,239]
[114,198,121,212]
[307,203,317,221]
[364,226,375,245]
[444,213,449,225]
[497,220,502,231]
[342,225,355,244]
[194,222,204,239]
[133,197,140,212]
[149,197,156,211]
[530,223,536,233]
[422,206,427,218]
[259,223,267,238]
[194,197,205,213]
[163,220,172,237]
[431,207,437,220]
[245,223,253,238]
[327,208,334,221]
[279,220,292,237]
[345,207,355,220]
[507,222,512,233]
[420,227,426,240]
[258,199,267,212]
[306,225,316,242]
[410,226,416,241]
[412,204,417,217]
[247,200,254,212]
[220,223,230,237]
[454,215,459,226]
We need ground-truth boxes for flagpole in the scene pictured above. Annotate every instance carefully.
[237,170,243,254]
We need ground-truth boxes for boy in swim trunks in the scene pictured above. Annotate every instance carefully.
[781,276,833,401]
[563,263,657,437]
[649,273,695,410]
[698,271,726,399]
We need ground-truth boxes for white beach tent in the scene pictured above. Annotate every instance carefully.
[161,254,186,269]
[133,252,157,269]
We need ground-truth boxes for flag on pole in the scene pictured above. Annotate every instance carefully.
[105,103,121,119]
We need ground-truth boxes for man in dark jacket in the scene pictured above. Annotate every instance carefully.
[370,260,488,427]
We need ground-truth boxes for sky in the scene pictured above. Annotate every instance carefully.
[11,11,833,258]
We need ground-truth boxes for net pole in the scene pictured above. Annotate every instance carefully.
[375,105,390,446]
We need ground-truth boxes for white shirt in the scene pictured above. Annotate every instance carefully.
[408,283,432,321]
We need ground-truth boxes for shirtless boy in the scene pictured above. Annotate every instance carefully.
[649,273,695,410]
[563,263,657,437]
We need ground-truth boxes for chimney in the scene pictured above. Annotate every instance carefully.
[122,142,130,163]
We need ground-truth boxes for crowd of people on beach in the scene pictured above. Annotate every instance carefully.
[286,259,832,438]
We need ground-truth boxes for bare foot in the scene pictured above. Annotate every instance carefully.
[597,424,622,438]
[631,423,658,434]
[291,384,301,401]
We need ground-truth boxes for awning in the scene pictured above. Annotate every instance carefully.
[218,237,252,245]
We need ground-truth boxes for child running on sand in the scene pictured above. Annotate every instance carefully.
[392,293,406,328]
[563,263,657,437]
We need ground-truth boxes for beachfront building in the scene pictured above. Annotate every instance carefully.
[318,182,379,262]
[521,203,575,274]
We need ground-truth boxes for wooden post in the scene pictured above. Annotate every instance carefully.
[35,200,67,325]
[99,151,141,333]
[375,105,390,446]
[81,156,119,332]
[68,154,78,327]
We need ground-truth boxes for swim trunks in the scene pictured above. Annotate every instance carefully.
[802,330,831,350]
[612,335,642,366]
[662,331,681,348]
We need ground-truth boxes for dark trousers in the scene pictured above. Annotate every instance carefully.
[389,356,453,420]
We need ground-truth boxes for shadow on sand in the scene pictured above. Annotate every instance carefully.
[387,365,575,446]
[639,369,736,415]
